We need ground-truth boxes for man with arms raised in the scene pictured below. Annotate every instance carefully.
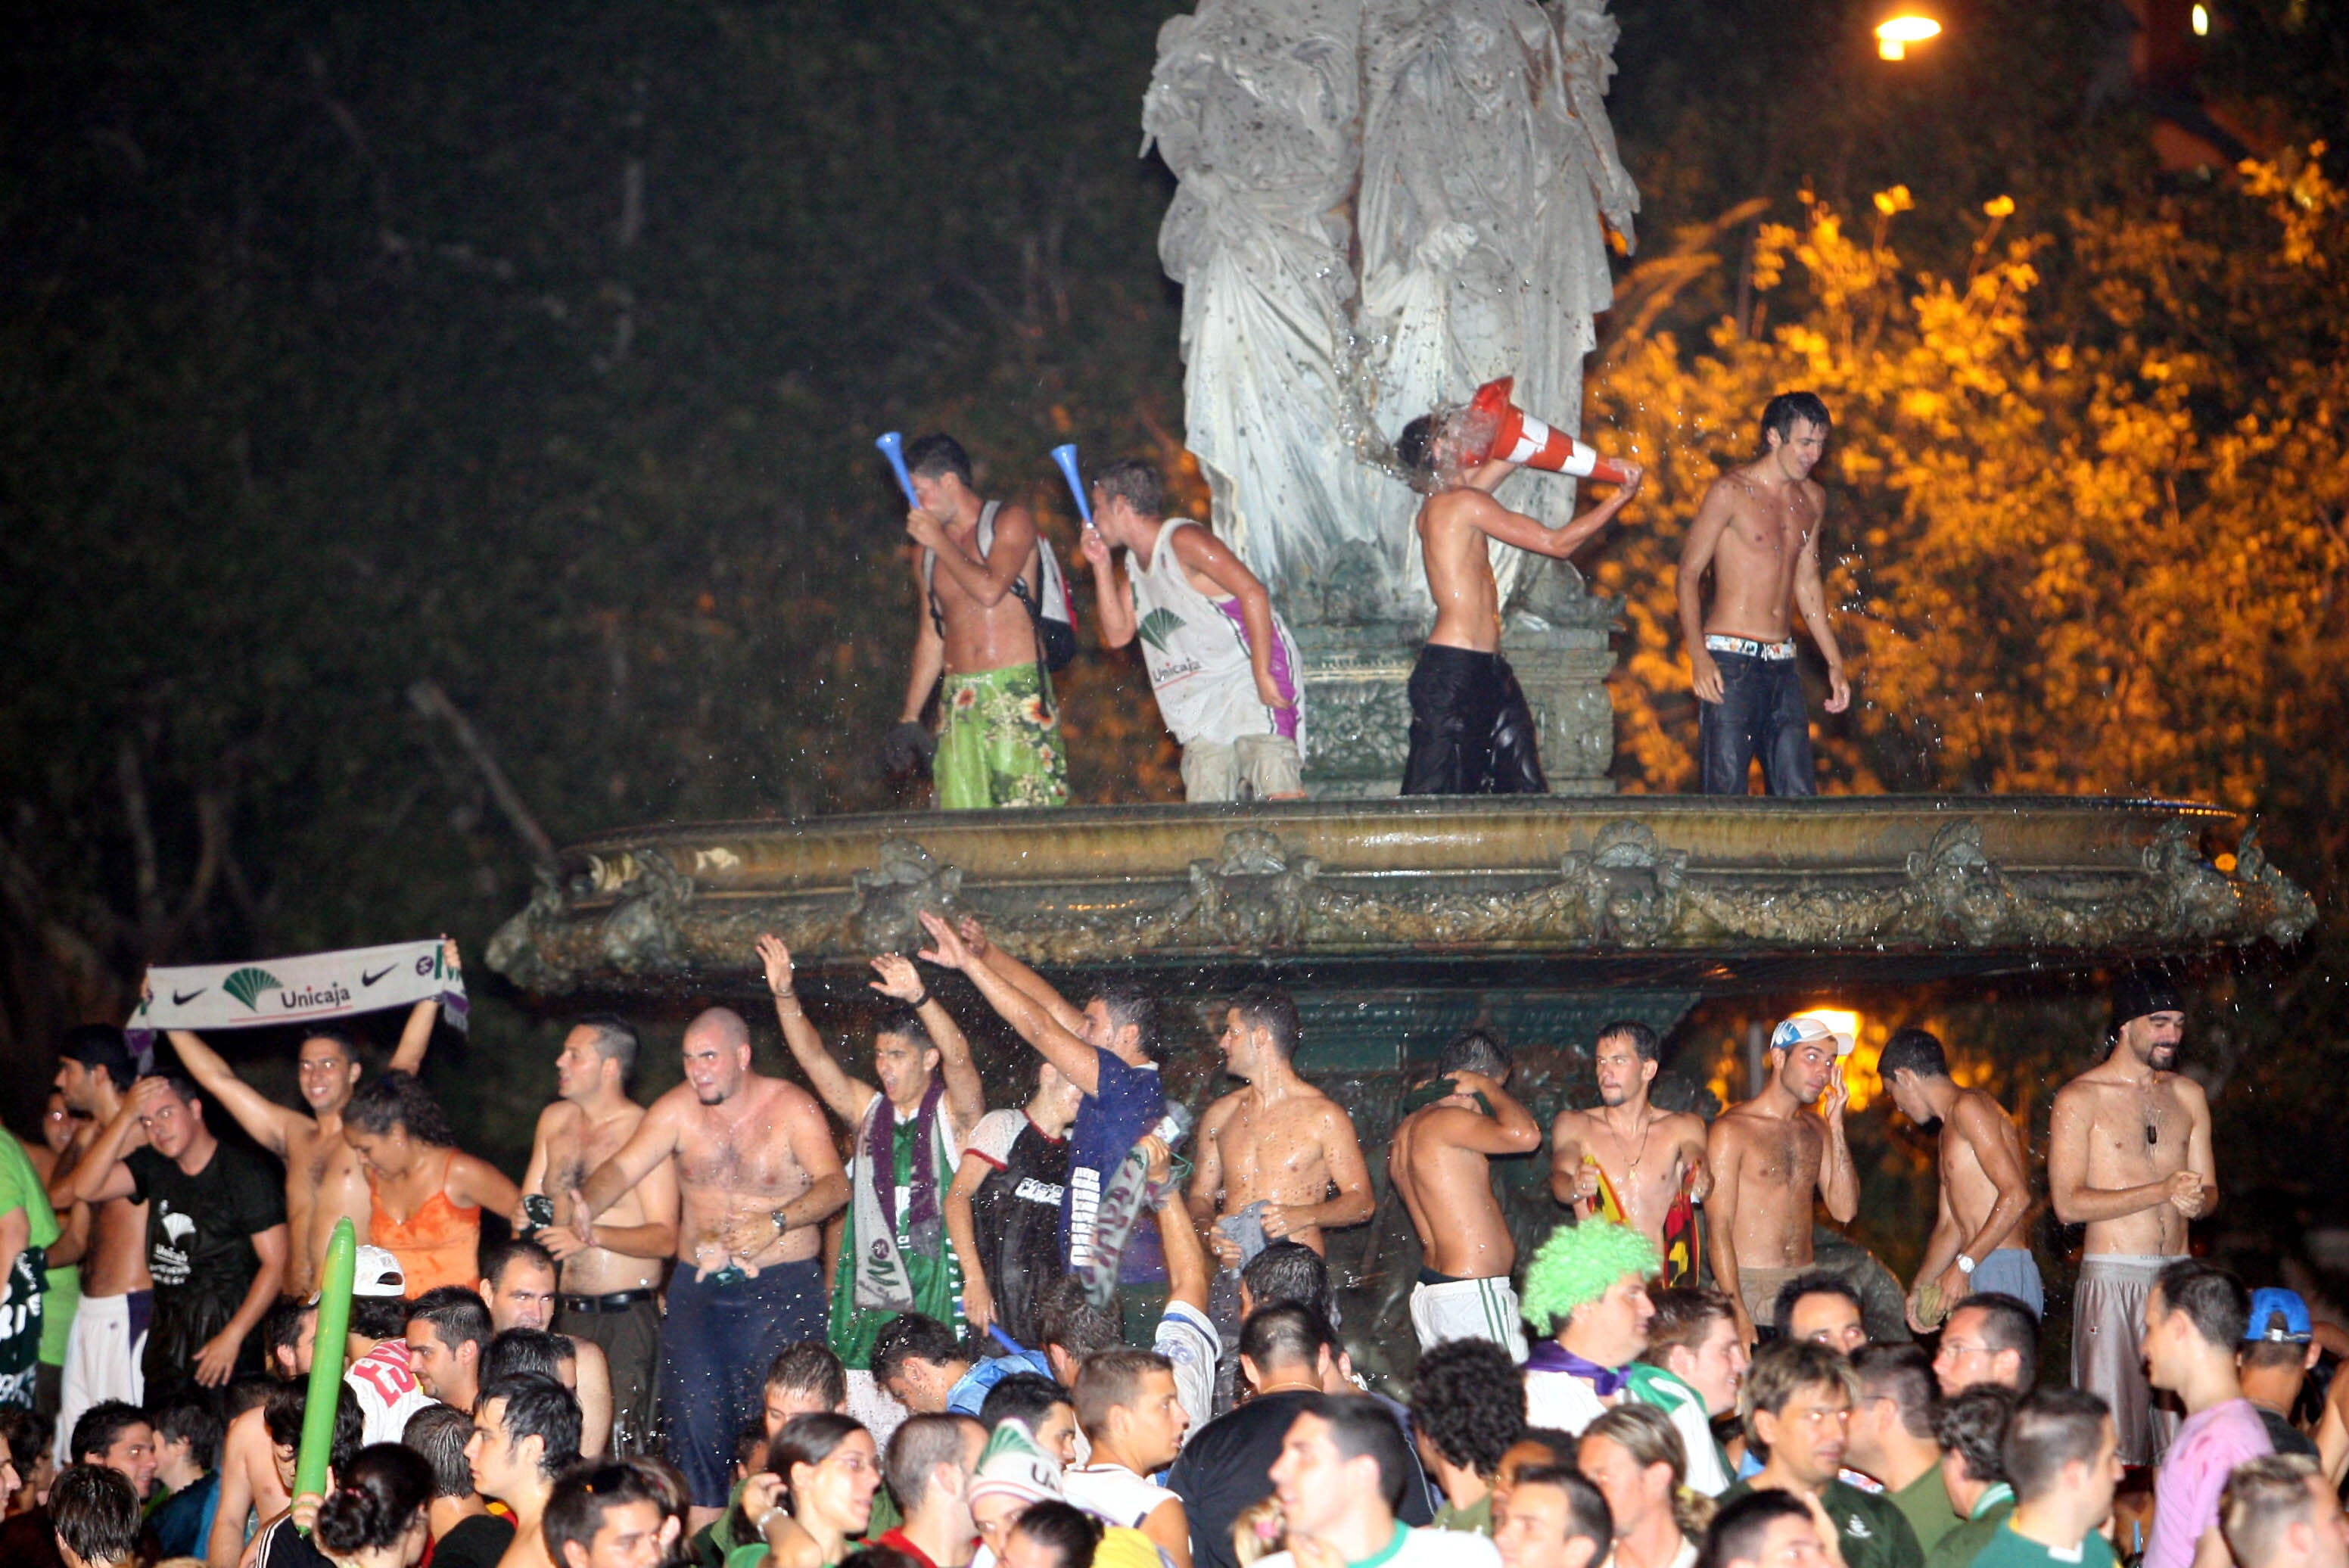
[478,1240,612,1458]
[2049,971,2215,1468]
[1718,1342,1921,1568]
[1878,1028,2039,1325]
[1552,1020,1712,1283]
[517,1014,675,1452]
[162,944,448,1292]
[465,1375,582,1568]
[1520,1221,1659,1436]
[48,1028,151,1457]
[1706,1016,1859,1348]
[1679,391,1851,796]
[2223,1455,2349,1568]
[758,935,984,1427]
[570,1000,847,1527]
[1970,1388,2123,1568]
[343,1072,520,1296]
[1390,1030,1540,1359]
[890,431,1068,810]
[2142,1261,2271,1568]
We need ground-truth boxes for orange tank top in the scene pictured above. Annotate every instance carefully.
[371,1161,482,1297]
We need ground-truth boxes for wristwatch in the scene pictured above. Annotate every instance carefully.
[1955,1253,1977,1276]
[773,1207,792,1236]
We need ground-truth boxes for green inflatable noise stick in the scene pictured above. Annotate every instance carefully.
[295,1216,358,1528]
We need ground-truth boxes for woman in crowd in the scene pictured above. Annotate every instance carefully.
[737,1414,881,1568]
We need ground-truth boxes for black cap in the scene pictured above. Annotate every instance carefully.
[2110,969,2185,1032]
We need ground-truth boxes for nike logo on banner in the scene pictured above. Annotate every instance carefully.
[173,988,206,1006]
[360,966,396,986]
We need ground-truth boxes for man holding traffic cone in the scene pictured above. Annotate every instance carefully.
[1393,378,1642,794]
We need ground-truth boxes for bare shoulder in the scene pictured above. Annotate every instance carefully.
[536,1100,582,1138]
[1551,1105,1594,1137]
[1201,1090,1246,1131]
[1663,1110,1711,1144]
[2162,1071,2211,1112]
[643,1081,705,1125]
[761,1075,829,1123]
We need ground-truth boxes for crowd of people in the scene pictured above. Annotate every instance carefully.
[0,932,2340,1568]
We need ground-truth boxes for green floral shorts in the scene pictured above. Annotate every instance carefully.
[934,663,1069,810]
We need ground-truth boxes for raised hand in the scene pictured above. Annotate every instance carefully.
[1080,526,1111,569]
[755,933,795,997]
[916,908,971,971]
[955,913,991,960]
[869,954,926,1003]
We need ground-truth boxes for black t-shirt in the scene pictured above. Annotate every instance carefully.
[970,1115,1073,1347]
[433,1510,518,1568]
[1168,1389,1433,1568]
[2260,1406,2319,1459]
[125,1140,285,1294]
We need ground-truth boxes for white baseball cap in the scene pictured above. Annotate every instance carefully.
[311,1244,407,1304]
[1772,1013,1856,1059]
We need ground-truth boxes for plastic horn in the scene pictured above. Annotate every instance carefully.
[875,431,919,509]
[294,1216,358,1529]
[1049,443,1093,527]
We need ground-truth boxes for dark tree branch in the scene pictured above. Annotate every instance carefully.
[407,680,560,876]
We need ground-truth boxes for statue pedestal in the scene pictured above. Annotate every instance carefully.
[1293,594,1619,798]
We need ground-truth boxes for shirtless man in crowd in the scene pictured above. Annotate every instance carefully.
[571,1006,848,1527]
[1388,1028,1540,1358]
[517,1016,677,1454]
[1392,396,1641,795]
[1877,1028,2041,1326]
[48,1027,150,1461]
[2049,972,2216,1467]
[163,944,447,1291]
[1705,1014,1860,1347]
[1679,390,1852,795]
[1551,1019,1713,1282]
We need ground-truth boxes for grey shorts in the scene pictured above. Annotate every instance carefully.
[1181,733,1302,801]
[2073,1253,2183,1467]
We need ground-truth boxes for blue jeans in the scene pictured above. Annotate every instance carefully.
[658,1258,825,1507]
[1698,652,1815,795]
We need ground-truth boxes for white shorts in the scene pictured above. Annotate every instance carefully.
[1181,735,1302,802]
[55,1293,147,1463]
[1409,1275,1528,1361]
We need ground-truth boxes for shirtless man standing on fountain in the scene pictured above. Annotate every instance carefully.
[1876,1027,2040,1325]
[1679,391,1852,795]
[1392,400,1641,795]
[571,1005,848,1529]
[517,1015,677,1454]
[1705,1014,1860,1349]
[1389,1029,1540,1359]
[2049,971,2215,1468]
[1551,1020,1713,1284]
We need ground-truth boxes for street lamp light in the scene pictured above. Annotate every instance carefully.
[1876,14,1943,59]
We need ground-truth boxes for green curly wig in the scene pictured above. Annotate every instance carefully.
[1521,1221,1660,1334]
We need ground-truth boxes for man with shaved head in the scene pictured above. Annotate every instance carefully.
[571,994,849,1529]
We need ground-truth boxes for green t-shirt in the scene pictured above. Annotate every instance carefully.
[0,1134,61,1399]
[1720,1479,1923,1568]
[1966,1517,2117,1568]
[1925,1492,2015,1568]
[828,1103,963,1371]
[700,1474,904,1568]
[1893,1467,1964,1556]
[1431,1492,1495,1535]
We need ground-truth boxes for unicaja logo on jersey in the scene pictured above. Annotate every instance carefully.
[1137,608,1184,654]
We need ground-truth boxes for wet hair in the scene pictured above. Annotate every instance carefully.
[1299,1394,1417,1510]
[874,1006,937,1055]
[1435,1028,1510,1080]
[261,1298,313,1378]
[61,1024,138,1090]
[1229,986,1301,1062]
[1396,415,1439,474]
[409,1285,495,1361]
[1853,1344,1939,1440]
[767,1412,868,1507]
[154,1399,225,1470]
[69,1402,148,1464]
[1511,1462,1616,1554]
[767,1340,849,1409]
[315,1443,434,1555]
[350,1293,413,1344]
[482,1236,558,1290]
[1947,1294,2039,1388]
[1738,1340,1858,1446]
[1934,1385,2016,1486]
[1036,1276,1121,1358]
[48,1464,141,1565]
[0,1409,52,1473]
[1583,1404,1716,1540]
[1242,1240,1330,1318]
[482,1375,583,1479]
[1759,392,1832,450]
[575,1013,642,1082]
[872,1313,966,1389]
[1093,459,1166,521]
[486,1327,574,1384]
[1090,984,1159,1061]
[1876,1028,1949,1082]
[1075,1349,1174,1442]
[298,1025,367,1064]
[1240,1301,1339,1376]
[1772,1271,1863,1338]
[2152,1259,2249,1348]
[1644,1289,1740,1363]
[2002,1386,2111,1502]
[1700,1489,1812,1568]
[400,1404,479,1498]
[887,1414,982,1513]
[978,1374,1074,1435]
[266,1381,365,1476]
[1596,1020,1663,1062]
[2223,1454,2326,1568]
[904,434,972,485]
[1411,1337,1526,1476]
[545,1458,685,1567]
[344,1069,457,1147]
[1012,1500,1103,1568]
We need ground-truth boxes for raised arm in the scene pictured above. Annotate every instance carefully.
[1171,526,1293,711]
[916,910,1100,1095]
[960,916,1090,1038]
[899,555,947,726]
[1422,1072,1540,1156]
[1263,1102,1376,1240]
[870,953,986,1134]
[166,1031,299,1159]
[1816,1073,1859,1225]
[1458,481,1637,562]
[389,938,460,1072]
[1705,1117,1755,1345]
[574,1097,683,1224]
[1791,498,1850,713]
[944,1150,997,1333]
[195,1223,288,1387]
[758,934,878,1128]
[1152,1140,1212,1316]
[2046,1086,2193,1224]
[1082,528,1137,649]
[1680,481,1737,704]
[65,1086,158,1206]
[917,501,1039,610]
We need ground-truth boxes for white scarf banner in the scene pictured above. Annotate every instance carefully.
[127,939,468,1050]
